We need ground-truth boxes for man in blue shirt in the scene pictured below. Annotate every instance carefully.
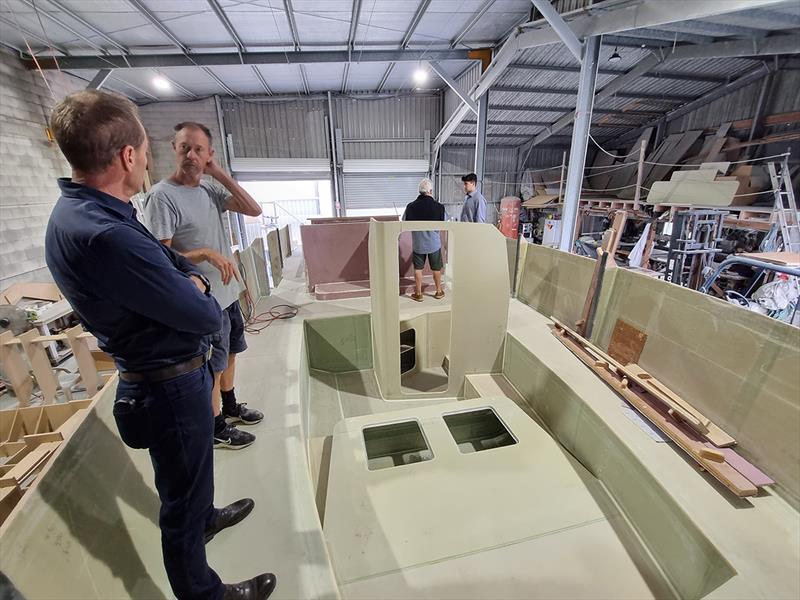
[44,90,276,600]
[402,178,445,302]
[460,172,487,223]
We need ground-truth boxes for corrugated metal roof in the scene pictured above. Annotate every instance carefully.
[1,0,797,149]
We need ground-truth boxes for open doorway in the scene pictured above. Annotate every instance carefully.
[397,228,451,395]
[239,179,333,245]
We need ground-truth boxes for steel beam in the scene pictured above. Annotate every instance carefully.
[463,119,625,128]
[514,33,798,152]
[656,19,768,39]
[109,76,158,101]
[527,53,662,148]
[299,64,310,94]
[126,0,189,53]
[87,69,112,89]
[0,15,69,55]
[616,27,712,45]
[508,62,726,84]
[40,0,129,54]
[26,49,472,70]
[530,0,582,61]
[745,70,774,159]
[450,0,496,49]
[19,0,107,54]
[490,104,658,117]
[347,0,363,56]
[251,66,272,95]
[614,61,778,144]
[428,61,478,114]
[491,85,693,103]
[376,63,395,92]
[341,62,350,93]
[203,66,236,97]
[436,0,795,153]
[517,0,792,38]
[401,0,433,49]
[475,91,489,190]
[283,0,301,51]
[207,0,246,57]
[560,36,600,252]
[154,69,198,99]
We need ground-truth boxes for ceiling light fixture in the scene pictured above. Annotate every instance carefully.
[608,47,622,63]
[413,67,428,86]
[153,75,171,91]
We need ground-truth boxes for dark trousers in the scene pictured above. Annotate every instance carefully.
[116,365,223,600]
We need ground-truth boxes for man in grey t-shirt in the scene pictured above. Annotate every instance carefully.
[143,121,264,450]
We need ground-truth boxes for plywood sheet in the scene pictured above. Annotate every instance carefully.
[644,130,704,189]
[278,225,291,259]
[588,150,617,191]
[300,222,443,294]
[607,319,647,365]
[647,179,740,206]
[266,228,282,287]
[670,169,720,183]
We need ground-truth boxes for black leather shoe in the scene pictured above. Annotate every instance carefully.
[205,498,255,543]
[223,573,276,600]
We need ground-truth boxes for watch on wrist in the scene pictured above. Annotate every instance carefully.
[196,273,212,294]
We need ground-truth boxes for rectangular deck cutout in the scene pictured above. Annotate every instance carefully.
[363,420,433,471]
[444,407,517,454]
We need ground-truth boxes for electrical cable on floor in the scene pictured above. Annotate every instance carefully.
[236,257,299,335]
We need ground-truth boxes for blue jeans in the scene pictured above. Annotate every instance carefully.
[115,365,223,600]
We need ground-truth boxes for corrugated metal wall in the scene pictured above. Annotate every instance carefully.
[667,69,800,134]
[444,63,481,122]
[439,146,519,223]
[333,93,441,160]
[221,93,443,163]
[220,98,329,159]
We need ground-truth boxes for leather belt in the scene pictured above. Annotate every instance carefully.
[119,352,209,383]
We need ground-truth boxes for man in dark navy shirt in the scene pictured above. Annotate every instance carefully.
[45,90,276,600]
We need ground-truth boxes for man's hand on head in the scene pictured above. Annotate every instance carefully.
[204,248,240,285]
[204,153,225,181]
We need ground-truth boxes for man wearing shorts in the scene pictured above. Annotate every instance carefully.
[402,178,446,302]
[144,121,263,449]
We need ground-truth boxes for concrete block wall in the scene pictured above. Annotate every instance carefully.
[137,98,226,184]
[0,51,83,289]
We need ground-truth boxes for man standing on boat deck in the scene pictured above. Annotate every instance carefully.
[403,178,446,302]
[143,122,264,451]
[460,172,487,223]
[45,90,276,600]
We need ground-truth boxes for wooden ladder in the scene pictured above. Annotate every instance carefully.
[768,156,800,253]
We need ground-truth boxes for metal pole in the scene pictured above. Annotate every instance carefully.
[744,71,774,160]
[557,150,566,202]
[559,35,600,252]
[326,91,341,216]
[214,94,244,249]
[633,137,647,210]
[475,90,489,192]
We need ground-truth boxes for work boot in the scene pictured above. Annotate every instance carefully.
[224,402,264,425]
[214,422,256,450]
[205,498,255,543]
[223,573,277,600]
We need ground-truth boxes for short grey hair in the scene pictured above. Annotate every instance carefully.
[419,178,433,195]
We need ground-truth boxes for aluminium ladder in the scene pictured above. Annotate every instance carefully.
[768,156,800,254]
